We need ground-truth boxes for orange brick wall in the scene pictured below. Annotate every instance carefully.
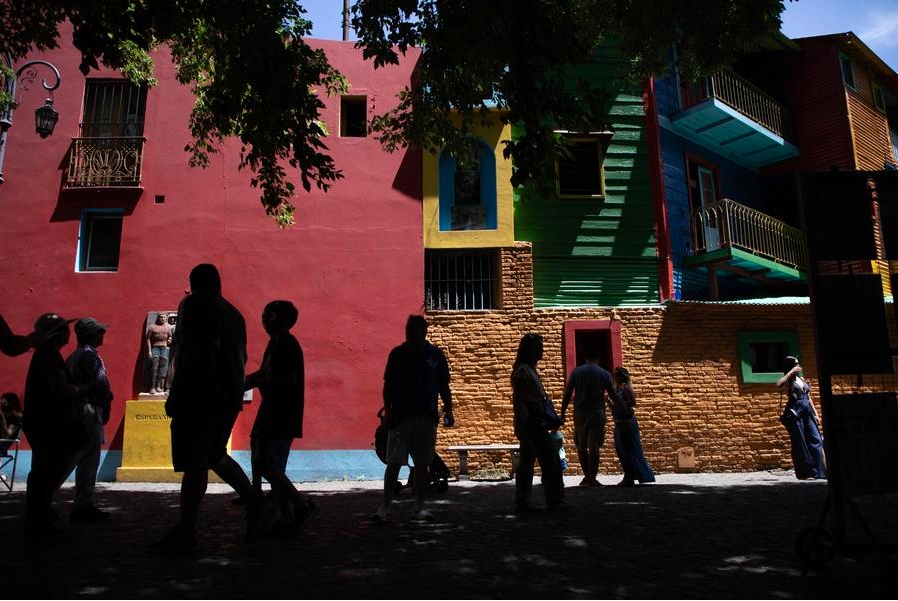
[427,242,817,477]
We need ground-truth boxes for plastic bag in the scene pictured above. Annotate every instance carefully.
[549,430,568,470]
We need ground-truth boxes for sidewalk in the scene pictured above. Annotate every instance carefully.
[3,471,894,599]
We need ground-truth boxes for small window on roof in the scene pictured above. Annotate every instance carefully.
[840,53,856,90]
[872,82,887,113]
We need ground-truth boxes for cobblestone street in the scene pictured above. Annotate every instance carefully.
[2,471,894,599]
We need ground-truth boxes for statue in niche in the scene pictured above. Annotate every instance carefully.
[144,311,176,395]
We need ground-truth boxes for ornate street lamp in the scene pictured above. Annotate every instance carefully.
[0,50,62,184]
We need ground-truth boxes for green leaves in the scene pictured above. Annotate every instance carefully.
[0,0,785,224]
[1,1,346,226]
[353,0,786,189]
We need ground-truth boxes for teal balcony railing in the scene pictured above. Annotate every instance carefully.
[690,198,806,271]
[682,70,794,142]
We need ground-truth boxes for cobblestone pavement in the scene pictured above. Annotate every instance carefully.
[2,470,895,599]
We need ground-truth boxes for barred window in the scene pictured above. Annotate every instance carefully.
[425,249,498,311]
[81,79,147,138]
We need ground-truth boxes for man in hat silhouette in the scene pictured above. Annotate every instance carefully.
[22,313,101,538]
[66,317,114,523]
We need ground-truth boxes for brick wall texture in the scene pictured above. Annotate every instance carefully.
[427,242,821,478]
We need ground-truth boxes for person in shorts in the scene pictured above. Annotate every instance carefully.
[560,346,616,487]
[373,315,454,523]
[245,300,318,535]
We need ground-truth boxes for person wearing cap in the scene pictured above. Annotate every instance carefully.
[21,313,102,538]
[776,356,826,480]
[65,317,114,523]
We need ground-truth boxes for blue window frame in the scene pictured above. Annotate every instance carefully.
[77,209,123,272]
[438,138,497,231]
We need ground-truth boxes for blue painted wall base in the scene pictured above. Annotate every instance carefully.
[5,450,404,487]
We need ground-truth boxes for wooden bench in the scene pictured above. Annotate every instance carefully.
[446,444,520,479]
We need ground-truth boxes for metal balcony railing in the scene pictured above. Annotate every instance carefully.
[691,198,806,271]
[65,137,145,188]
[682,70,795,141]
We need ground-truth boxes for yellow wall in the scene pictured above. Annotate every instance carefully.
[423,120,515,248]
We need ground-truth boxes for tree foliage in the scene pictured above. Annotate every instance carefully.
[353,0,788,187]
[1,1,788,224]
[0,0,347,227]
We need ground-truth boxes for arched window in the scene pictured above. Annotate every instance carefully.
[438,138,497,231]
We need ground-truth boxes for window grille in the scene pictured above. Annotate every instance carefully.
[425,249,497,311]
[81,80,147,138]
[66,80,147,188]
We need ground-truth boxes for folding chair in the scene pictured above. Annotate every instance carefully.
[0,434,20,492]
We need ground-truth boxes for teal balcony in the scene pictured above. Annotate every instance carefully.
[684,198,806,299]
[671,70,799,171]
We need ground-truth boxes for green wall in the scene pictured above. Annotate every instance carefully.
[514,46,659,307]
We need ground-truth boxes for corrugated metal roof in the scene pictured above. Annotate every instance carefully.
[667,295,894,306]
[666,296,810,306]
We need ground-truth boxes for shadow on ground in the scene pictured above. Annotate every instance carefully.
[1,479,894,598]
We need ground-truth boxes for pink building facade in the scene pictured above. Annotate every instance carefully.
[0,29,423,481]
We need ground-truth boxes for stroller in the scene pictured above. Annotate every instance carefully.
[374,407,451,494]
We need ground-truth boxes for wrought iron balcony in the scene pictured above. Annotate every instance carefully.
[64,136,145,188]
[671,70,799,170]
[688,198,806,273]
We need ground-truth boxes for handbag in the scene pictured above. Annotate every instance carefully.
[374,407,388,464]
[779,407,798,426]
[539,397,563,431]
[778,391,797,426]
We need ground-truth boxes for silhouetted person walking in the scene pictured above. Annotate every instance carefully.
[66,317,114,522]
[245,300,318,535]
[611,366,655,486]
[511,333,570,514]
[149,264,261,551]
[560,346,615,487]
[22,313,98,538]
[373,315,453,523]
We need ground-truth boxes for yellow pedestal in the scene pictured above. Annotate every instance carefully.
[116,397,232,482]
[116,399,181,482]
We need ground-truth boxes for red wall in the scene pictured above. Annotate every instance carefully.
[0,30,424,452]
